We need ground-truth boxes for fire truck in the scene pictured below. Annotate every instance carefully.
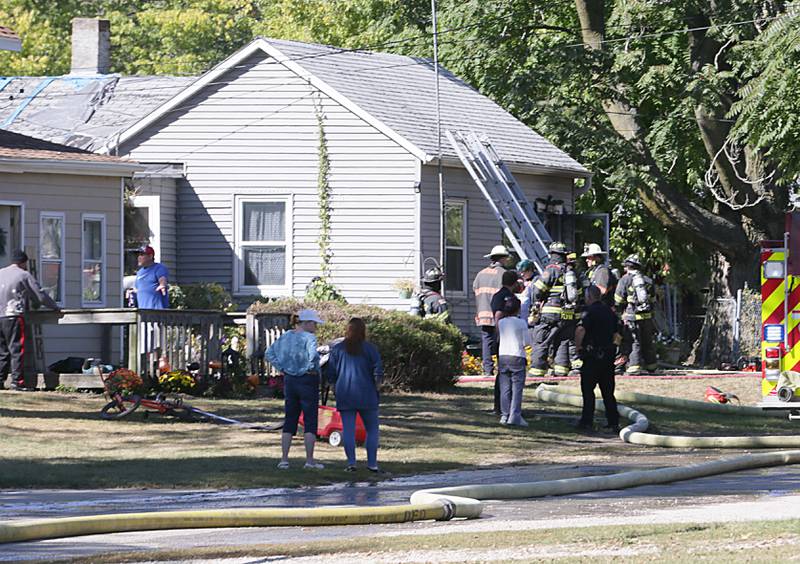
[759,212,800,420]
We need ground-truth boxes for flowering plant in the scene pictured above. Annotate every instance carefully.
[104,368,143,396]
[158,369,196,393]
[461,351,483,375]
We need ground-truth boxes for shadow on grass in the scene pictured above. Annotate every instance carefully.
[0,457,472,490]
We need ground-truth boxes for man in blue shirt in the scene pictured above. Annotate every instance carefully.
[266,309,325,470]
[133,246,169,309]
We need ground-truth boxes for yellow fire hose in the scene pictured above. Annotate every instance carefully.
[3,384,800,545]
[0,503,457,544]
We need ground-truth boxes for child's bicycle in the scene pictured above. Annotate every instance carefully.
[99,367,282,430]
[99,367,198,421]
[100,391,199,421]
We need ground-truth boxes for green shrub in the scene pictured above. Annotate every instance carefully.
[169,283,234,312]
[248,299,464,392]
[304,278,347,303]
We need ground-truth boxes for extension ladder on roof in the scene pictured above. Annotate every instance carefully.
[446,130,553,273]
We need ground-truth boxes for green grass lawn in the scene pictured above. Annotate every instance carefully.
[0,381,796,490]
[50,519,800,563]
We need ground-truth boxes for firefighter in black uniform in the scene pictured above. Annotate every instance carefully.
[529,242,568,377]
[552,251,582,376]
[581,243,617,308]
[615,254,657,374]
[411,265,450,321]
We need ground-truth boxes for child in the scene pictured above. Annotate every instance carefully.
[266,309,325,470]
[496,296,531,426]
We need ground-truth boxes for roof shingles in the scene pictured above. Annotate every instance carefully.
[0,37,586,175]
[266,38,588,175]
[0,128,134,164]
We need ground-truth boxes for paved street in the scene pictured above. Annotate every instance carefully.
[2,460,800,562]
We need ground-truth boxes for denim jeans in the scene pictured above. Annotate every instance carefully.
[283,373,319,435]
[498,355,527,423]
[480,325,498,375]
[340,408,379,468]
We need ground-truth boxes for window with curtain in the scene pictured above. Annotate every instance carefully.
[237,199,288,291]
[40,213,64,304]
[445,201,466,293]
[82,215,104,305]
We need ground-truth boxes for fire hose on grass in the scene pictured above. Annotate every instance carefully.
[535,384,800,448]
[4,386,800,544]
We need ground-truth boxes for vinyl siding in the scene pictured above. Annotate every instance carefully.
[121,52,420,309]
[420,164,575,335]
[0,172,122,366]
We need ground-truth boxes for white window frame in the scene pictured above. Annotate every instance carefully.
[0,200,25,256]
[129,195,160,261]
[39,211,65,307]
[81,213,106,307]
[445,199,468,296]
[233,194,292,296]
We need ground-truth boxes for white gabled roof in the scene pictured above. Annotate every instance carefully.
[114,37,589,176]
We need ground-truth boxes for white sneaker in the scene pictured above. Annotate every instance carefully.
[508,417,529,427]
[304,461,325,470]
[277,461,289,470]
[499,415,508,425]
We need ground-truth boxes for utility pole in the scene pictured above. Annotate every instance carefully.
[432,0,445,296]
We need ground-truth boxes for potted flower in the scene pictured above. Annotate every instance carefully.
[393,278,415,299]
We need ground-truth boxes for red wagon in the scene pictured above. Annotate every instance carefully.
[300,405,366,447]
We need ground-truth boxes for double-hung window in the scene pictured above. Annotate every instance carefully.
[39,212,65,305]
[235,196,290,294]
[445,201,467,294]
[82,214,105,306]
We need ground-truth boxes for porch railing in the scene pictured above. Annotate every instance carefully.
[24,309,245,385]
[245,312,292,377]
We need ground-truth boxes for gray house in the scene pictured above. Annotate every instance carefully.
[0,128,140,365]
[1,21,591,337]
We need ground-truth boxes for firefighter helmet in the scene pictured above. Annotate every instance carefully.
[422,265,445,283]
[484,245,510,259]
[624,254,642,268]
[549,241,567,255]
[582,243,607,257]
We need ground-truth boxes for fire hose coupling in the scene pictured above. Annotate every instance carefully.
[437,499,457,521]
[777,371,800,402]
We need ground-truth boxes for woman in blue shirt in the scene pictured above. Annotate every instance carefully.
[326,318,383,472]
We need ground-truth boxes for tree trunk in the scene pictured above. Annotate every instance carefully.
[687,249,760,367]
[572,0,779,367]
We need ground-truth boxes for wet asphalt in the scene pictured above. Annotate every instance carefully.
[2,461,800,562]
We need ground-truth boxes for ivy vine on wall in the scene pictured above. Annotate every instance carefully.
[307,103,345,303]
[316,106,332,277]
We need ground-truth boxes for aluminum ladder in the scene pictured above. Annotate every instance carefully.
[446,130,552,273]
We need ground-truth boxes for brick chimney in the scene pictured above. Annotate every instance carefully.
[70,18,111,75]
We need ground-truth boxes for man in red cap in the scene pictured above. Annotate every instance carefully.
[132,246,169,309]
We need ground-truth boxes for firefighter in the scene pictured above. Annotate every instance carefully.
[411,265,449,320]
[582,243,617,308]
[551,252,583,376]
[615,254,657,374]
[529,242,569,377]
[472,245,512,377]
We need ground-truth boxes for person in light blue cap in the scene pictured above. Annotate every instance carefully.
[266,309,325,470]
